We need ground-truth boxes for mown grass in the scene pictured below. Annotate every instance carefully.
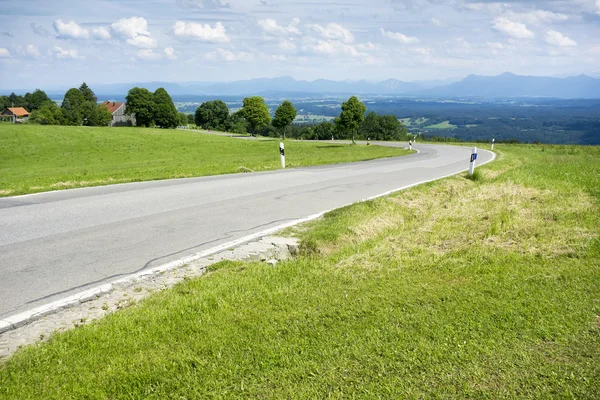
[0,124,409,196]
[1,144,599,399]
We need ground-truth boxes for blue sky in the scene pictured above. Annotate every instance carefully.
[1,0,599,89]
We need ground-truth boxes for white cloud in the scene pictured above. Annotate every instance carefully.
[53,19,89,39]
[92,27,111,40]
[52,46,82,59]
[111,17,157,48]
[462,2,510,14]
[306,23,354,43]
[356,42,379,51]
[493,17,535,39]
[0,48,10,58]
[172,21,229,43]
[278,39,296,51]
[164,47,177,60]
[258,18,300,36]
[205,48,253,62]
[545,30,577,47]
[136,49,161,60]
[18,44,41,58]
[381,28,420,44]
[414,47,432,56]
[127,35,158,48]
[486,41,504,49]
[507,10,568,25]
[430,17,445,27]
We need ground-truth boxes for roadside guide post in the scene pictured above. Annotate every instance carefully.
[469,147,478,176]
[409,140,412,150]
[491,138,495,150]
[280,142,285,169]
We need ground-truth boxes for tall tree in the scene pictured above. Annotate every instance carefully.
[24,89,51,111]
[241,96,271,135]
[335,96,366,144]
[194,100,229,130]
[272,100,297,139]
[125,87,155,127]
[79,82,97,103]
[62,88,85,125]
[153,88,178,129]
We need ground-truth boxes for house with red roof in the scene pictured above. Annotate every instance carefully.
[101,101,136,127]
[1,107,30,123]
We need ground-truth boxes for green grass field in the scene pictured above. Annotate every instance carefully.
[0,124,410,197]
[400,117,430,127]
[425,120,457,129]
[1,144,598,398]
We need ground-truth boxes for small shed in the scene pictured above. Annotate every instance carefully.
[1,107,30,123]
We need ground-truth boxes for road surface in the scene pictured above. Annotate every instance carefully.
[0,143,493,319]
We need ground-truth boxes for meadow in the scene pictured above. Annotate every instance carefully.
[425,120,458,129]
[0,124,409,196]
[1,144,598,398]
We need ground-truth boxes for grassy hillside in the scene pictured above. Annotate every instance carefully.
[0,124,409,197]
[0,144,598,398]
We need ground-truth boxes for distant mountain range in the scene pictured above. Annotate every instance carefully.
[16,73,600,99]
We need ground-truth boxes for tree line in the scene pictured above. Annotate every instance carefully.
[1,84,113,126]
[4,86,408,141]
[193,95,408,141]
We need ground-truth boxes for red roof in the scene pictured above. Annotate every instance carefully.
[101,101,124,114]
[3,107,30,117]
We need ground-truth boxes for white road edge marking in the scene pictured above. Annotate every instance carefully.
[0,148,495,334]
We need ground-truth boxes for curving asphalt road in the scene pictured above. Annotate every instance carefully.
[0,143,493,319]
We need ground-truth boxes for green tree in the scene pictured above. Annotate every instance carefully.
[79,82,97,103]
[80,101,99,126]
[358,112,408,141]
[194,100,229,130]
[61,88,86,125]
[272,100,297,139]
[187,114,194,124]
[24,89,51,111]
[125,87,155,127]
[224,110,248,134]
[335,96,367,144]
[313,121,336,140]
[8,92,25,107]
[153,88,178,129]
[178,112,189,126]
[241,96,271,135]
[97,104,113,126]
[29,101,65,125]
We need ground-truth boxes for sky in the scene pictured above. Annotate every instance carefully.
[1,0,600,89]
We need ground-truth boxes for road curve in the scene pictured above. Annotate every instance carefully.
[0,143,493,319]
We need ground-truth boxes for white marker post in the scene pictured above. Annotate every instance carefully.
[409,140,412,150]
[491,138,495,151]
[469,147,478,176]
[279,142,285,169]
